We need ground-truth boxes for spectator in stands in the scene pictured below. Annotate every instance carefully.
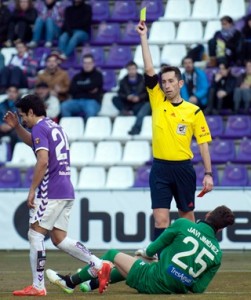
[34,81,60,121]
[0,41,37,92]
[36,53,70,102]
[58,0,92,59]
[241,14,251,62]
[204,62,237,115]
[180,56,209,110]
[60,54,103,120]
[113,61,149,121]
[28,0,65,48]
[0,86,20,152]
[207,16,243,67]
[0,0,11,46]
[233,60,251,114]
[4,0,37,47]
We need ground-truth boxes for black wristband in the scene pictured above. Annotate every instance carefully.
[204,172,213,177]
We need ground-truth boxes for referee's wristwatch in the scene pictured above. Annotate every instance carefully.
[204,172,213,177]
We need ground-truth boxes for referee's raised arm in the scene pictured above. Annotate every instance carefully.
[136,21,155,77]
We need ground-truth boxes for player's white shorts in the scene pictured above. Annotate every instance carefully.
[29,198,74,231]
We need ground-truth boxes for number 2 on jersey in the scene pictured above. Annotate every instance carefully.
[172,236,214,278]
[52,128,69,161]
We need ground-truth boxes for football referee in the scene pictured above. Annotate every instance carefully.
[137,21,214,243]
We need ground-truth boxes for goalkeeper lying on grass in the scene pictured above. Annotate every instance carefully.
[46,205,234,295]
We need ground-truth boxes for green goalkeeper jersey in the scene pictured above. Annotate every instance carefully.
[146,218,222,294]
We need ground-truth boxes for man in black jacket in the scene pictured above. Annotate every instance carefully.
[113,61,149,134]
[58,0,92,59]
[60,54,103,120]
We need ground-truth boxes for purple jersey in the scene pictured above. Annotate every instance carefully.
[32,117,75,200]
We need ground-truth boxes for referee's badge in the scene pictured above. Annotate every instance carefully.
[177,124,187,135]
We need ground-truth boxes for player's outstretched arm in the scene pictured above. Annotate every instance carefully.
[3,111,32,146]
[137,21,155,77]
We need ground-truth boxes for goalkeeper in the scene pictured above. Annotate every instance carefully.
[47,205,234,294]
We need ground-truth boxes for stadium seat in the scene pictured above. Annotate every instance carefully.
[91,0,110,23]
[82,116,112,141]
[134,45,160,68]
[194,164,219,187]
[140,0,164,21]
[91,141,122,166]
[59,117,85,142]
[82,46,106,68]
[120,140,151,167]
[108,116,136,141]
[133,116,152,141]
[234,139,251,164]
[191,140,202,163]
[60,51,80,70]
[91,22,121,45]
[191,0,218,20]
[221,164,249,187]
[218,0,245,19]
[210,139,236,164]
[101,69,117,92]
[224,116,251,139]
[148,21,176,45]
[77,166,106,189]
[106,166,134,189]
[98,92,119,117]
[32,47,51,69]
[133,165,151,187]
[120,22,141,45]
[22,167,34,188]
[161,44,187,67]
[203,20,221,42]
[176,21,203,44]
[110,0,138,22]
[70,141,95,168]
[67,68,79,80]
[206,115,224,138]
[1,47,17,65]
[0,167,22,188]
[70,167,78,189]
[105,45,133,69]
[5,142,36,169]
[204,67,218,84]
[161,0,191,21]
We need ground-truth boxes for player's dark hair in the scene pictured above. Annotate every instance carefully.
[15,94,47,117]
[206,205,235,231]
[161,66,182,81]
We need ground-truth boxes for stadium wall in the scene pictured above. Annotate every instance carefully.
[1,189,251,250]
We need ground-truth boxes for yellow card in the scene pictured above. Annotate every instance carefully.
[140,7,146,21]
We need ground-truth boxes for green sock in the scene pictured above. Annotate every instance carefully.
[110,268,125,283]
[71,249,120,285]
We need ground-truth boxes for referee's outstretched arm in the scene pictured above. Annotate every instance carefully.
[136,21,155,77]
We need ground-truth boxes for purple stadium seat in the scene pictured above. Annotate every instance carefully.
[224,116,251,139]
[231,66,245,77]
[204,68,217,84]
[140,0,164,21]
[206,115,224,138]
[221,164,249,186]
[120,22,141,45]
[0,167,22,188]
[67,68,79,80]
[210,139,236,164]
[110,0,138,22]
[191,140,202,163]
[82,46,106,68]
[60,51,80,70]
[134,165,151,187]
[234,139,251,164]
[194,164,219,186]
[101,69,117,92]
[32,47,51,69]
[105,45,133,69]
[91,0,110,23]
[91,22,121,46]
[22,167,34,188]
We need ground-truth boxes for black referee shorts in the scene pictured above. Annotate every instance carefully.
[149,158,196,212]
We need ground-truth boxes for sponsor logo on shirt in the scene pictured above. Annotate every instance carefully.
[176,124,187,135]
[35,138,40,144]
[167,265,194,286]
